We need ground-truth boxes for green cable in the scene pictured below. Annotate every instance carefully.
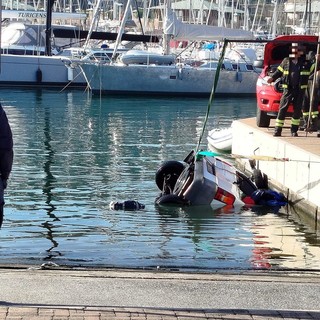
[196,40,229,153]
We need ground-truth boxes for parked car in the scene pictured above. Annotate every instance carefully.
[256,35,318,128]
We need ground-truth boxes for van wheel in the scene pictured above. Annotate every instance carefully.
[155,194,188,206]
[256,106,270,128]
[253,169,269,189]
[155,161,185,191]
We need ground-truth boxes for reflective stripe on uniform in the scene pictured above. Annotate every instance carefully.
[291,118,300,126]
[275,119,285,127]
[303,111,319,118]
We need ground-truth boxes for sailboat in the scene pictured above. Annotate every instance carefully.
[0,2,87,88]
[77,0,260,97]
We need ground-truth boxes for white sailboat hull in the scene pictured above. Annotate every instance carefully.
[0,54,86,88]
[81,63,259,96]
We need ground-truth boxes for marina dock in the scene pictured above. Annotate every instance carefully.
[233,117,320,223]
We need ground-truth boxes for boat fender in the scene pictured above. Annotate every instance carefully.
[251,189,287,207]
[177,63,183,80]
[109,200,145,211]
[36,68,42,83]
[236,71,242,82]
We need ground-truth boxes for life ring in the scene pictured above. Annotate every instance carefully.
[253,169,269,189]
[155,161,185,191]
[155,194,188,206]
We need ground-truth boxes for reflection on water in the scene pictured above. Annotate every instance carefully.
[42,95,61,260]
[0,89,319,271]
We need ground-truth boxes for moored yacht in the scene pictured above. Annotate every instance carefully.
[77,5,260,97]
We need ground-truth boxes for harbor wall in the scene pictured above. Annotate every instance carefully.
[232,118,320,224]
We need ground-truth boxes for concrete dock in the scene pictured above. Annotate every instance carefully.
[0,267,320,319]
[233,117,320,224]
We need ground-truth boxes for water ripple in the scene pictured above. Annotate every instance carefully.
[0,90,319,271]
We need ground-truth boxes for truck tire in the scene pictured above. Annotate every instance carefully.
[256,106,271,128]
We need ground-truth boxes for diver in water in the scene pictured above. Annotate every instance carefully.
[109,200,145,211]
[0,104,14,228]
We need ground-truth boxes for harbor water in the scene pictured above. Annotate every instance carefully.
[0,88,319,271]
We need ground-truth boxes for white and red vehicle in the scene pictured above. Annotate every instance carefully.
[154,150,287,209]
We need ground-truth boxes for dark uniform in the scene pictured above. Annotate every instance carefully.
[0,104,14,228]
[268,44,312,137]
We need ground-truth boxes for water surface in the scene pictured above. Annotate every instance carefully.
[0,89,319,271]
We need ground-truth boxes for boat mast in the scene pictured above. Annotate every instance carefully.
[206,0,214,26]
[84,0,103,49]
[111,0,132,61]
[251,0,261,32]
[231,0,234,28]
[271,0,278,38]
[163,0,171,55]
[45,0,55,56]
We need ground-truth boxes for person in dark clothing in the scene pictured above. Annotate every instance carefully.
[0,103,14,228]
[267,43,312,137]
[301,51,320,135]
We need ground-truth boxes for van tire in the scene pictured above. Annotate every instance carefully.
[155,161,185,191]
[155,194,187,206]
[253,169,269,189]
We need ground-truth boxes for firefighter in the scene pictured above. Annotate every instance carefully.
[267,43,312,137]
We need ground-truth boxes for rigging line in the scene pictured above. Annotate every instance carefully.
[198,151,320,163]
[231,154,320,163]
[175,41,196,60]
[306,14,320,137]
[59,65,88,93]
[134,0,145,36]
[195,39,228,153]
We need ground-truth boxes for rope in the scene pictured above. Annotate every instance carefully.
[196,40,228,152]
[306,17,320,136]
[198,151,320,163]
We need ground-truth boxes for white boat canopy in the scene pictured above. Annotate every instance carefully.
[164,8,254,41]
